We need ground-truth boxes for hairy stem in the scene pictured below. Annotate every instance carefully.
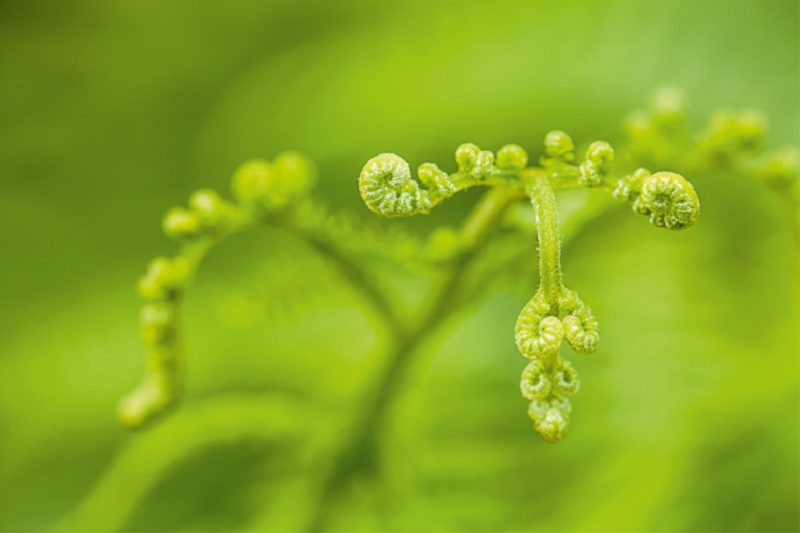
[526,171,563,315]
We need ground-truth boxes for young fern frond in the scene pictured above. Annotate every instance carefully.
[124,94,715,444]
[360,131,699,442]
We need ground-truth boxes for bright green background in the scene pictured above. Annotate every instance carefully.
[0,1,798,531]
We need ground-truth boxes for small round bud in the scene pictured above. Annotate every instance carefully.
[274,151,317,197]
[455,143,480,170]
[189,189,228,228]
[417,163,439,185]
[543,131,575,162]
[137,256,190,300]
[585,141,614,168]
[496,144,528,170]
[231,159,275,204]
[162,207,200,240]
[472,150,495,178]
[579,141,614,187]
[140,302,174,347]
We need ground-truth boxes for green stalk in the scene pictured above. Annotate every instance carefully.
[527,171,563,316]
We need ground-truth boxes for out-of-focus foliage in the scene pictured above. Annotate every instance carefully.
[0,1,797,531]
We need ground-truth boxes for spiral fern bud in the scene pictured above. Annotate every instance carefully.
[232,159,275,204]
[137,257,189,300]
[455,143,480,169]
[515,295,564,359]
[560,289,599,355]
[189,189,235,231]
[640,171,700,230]
[359,153,433,217]
[543,130,575,163]
[528,395,571,443]
[520,360,552,400]
[613,168,651,202]
[614,169,700,231]
[579,141,614,187]
[496,144,529,171]
[552,358,580,396]
[418,163,456,194]
[455,143,495,178]
[162,207,201,240]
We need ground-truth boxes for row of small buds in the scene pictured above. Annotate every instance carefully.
[232,151,317,211]
[119,256,191,427]
[137,256,190,301]
[700,109,768,156]
[360,143,534,218]
[163,189,237,240]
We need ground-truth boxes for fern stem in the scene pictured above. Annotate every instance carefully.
[527,172,562,316]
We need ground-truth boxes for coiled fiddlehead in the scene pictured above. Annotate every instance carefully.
[613,168,700,230]
[359,154,434,217]
[559,288,600,355]
[514,295,563,359]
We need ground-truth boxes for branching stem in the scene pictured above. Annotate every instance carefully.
[305,187,522,530]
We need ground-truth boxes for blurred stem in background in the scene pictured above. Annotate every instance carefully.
[308,186,522,528]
